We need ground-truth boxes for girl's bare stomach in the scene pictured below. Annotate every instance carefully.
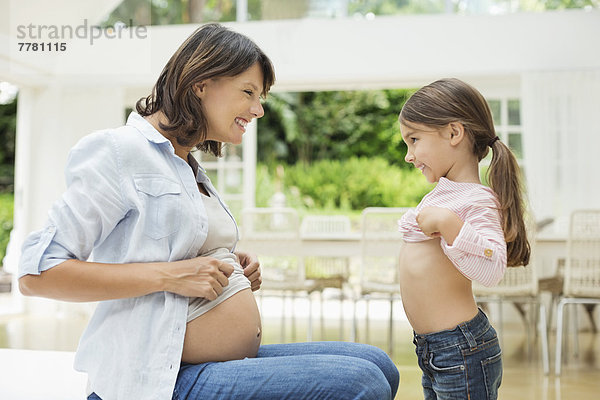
[398,239,478,334]
[181,288,262,363]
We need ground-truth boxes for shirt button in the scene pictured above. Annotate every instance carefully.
[484,249,493,257]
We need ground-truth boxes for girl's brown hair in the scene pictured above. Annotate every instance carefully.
[399,78,530,267]
[136,23,275,156]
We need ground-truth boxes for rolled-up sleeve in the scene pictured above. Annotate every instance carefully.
[440,206,507,287]
[18,132,128,278]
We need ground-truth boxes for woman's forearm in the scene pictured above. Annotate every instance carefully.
[18,256,235,302]
[18,259,166,302]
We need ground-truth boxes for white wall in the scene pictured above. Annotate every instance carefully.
[13,86,126,237]
[5,8,598,89]
[6,86,125,312]
[247,10,599,91]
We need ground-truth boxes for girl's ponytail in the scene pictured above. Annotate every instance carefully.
[487,139,531,267]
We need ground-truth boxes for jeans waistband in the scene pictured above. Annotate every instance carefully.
[413,308,490,349]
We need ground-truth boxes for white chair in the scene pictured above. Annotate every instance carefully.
[239,207,317,342]
[353,207,407,356]
[473,255,550,375]
[555,209,600,375]
[300,215,353,341]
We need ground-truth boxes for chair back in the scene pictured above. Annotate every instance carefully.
[300,215,352,239]
[240,207,305,283]
[564,209,600,297]
[473,217,538,297]
[359,207,408,288]
[473,264,538,297]
[300,215,352,284]
[241,207,300,242]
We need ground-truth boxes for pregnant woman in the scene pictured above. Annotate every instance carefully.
[18,23,399,400]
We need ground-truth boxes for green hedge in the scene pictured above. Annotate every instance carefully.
[0,193,14,267]
[256,157,433,211]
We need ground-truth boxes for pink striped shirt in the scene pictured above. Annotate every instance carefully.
[398,177,507,287]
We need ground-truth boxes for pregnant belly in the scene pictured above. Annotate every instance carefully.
[181,288,262,363]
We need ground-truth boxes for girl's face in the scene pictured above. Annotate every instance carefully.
[195,62,265,145]
[400,122,455,183]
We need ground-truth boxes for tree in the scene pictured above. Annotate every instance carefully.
[101,0,264,25]
[0,97,16,190]
[258,89,412,167]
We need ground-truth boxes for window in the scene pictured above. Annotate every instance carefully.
[480,97,525,186]
[486,98,523,161]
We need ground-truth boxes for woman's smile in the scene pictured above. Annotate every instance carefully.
[197,62,265,145]
[235,117,249,132]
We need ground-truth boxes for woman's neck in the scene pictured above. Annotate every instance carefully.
[145,111,192,160]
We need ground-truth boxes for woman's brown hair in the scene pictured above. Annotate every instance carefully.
[399,78,530,267]
[136,23,275,156]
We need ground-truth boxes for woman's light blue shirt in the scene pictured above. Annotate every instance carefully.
[18,113,238,400]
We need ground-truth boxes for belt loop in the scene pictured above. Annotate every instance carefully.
[459,323,477,348]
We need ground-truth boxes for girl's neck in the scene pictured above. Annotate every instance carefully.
[444,156,481,184]
[445,171,481,184]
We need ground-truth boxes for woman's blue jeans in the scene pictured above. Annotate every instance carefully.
[89,341,399,400]
[413,309,503,400]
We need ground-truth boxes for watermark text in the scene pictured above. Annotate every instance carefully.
[15,19,148,46]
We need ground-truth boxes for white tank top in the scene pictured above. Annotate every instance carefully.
[187,192,250,322]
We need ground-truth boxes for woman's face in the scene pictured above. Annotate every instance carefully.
[195,62,265,145]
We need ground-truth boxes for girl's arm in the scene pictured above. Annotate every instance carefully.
[417,206,507,287]
[416,206,463,244]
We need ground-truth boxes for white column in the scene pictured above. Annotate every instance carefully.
[242,119,257,210]
[236,0,248,22]
[7,84,125,314]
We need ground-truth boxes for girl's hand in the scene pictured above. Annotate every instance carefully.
[236,251,262,291]
[162,256,234,300]
[416,206,463,244]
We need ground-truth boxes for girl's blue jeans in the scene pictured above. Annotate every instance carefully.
[413,308,503,400]
[88,341,399,400]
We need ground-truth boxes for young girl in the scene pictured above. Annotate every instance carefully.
[397,78,530,399]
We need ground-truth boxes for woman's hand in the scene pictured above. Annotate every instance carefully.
[162,256,234,300]
[416,206,463,245]
[235,251,262,291]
